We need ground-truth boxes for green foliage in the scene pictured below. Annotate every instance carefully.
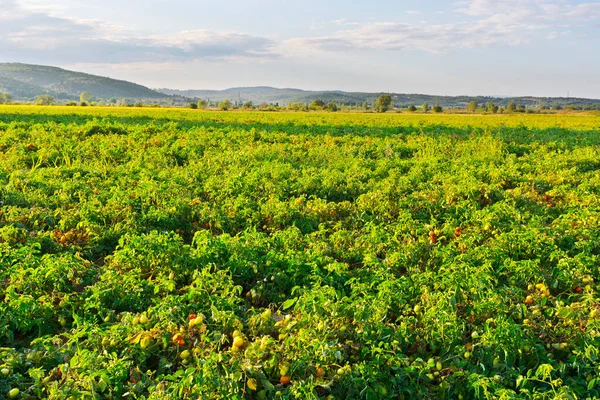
[0,91,11,104]
[467,101,478,113]
[422,102,430,113]
[433,103,443,113]
[374,94,392,113]
[189,102,198,109]
[197,99,208,109]
[80,92,92,104]
[35,95,55,105]
[219,100,233,111]
[0,106,600,398]
[407,105,417,112]
[309,99,326,110]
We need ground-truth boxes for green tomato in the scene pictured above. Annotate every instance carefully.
[8,388,20,398]
[1,368,10,376]
[180,350,191,359]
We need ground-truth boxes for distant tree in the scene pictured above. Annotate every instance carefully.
[564,105,576,111]
[309,99,326,110]
[197,99,208,109]
[189,102,198,109]
[65,101,78,106]
[421,102,430,113]
[35,95,55,105]
[0,91,12,104]
[487,102,498,113]
[433,103,443,113]
[218,100,232,111]
[288,102,308,111]
[327,102,338,112]
[467,101,478,113]
[362,102,369,111]
[243,100,254,109]
[258,102,269,110]
[506,102,517,113]
[374,94,392,113]
[407,105,417,112]
[552,104,562,111]
[516,104,526,113]
[80,92,92,104]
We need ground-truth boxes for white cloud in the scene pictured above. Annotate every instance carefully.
[1,0,599,66]
[281,0,600,55]
[0,1,277,64]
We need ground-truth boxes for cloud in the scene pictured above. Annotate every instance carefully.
[1,0,598,66]
[283,0,600,55]
[0,1,277,64]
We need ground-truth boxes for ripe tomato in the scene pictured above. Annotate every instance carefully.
[280,375,291,385]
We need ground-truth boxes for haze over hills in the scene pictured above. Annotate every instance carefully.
[0,63,166,101]
[157,87,600,109]
[1,63,599,109]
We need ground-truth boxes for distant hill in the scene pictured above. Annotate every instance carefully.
[158,87,600,109]
[0,63,167,101]
[0,63,598,109]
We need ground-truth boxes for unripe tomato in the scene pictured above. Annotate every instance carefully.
[233,336,245,348]
[8,388,19,398]
[140,337,152,349]
[180,350,191,359]
[1,368,10,376]
[247,378,258,391]
[139,315,149,325]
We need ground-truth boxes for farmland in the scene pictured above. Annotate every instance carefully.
[0,106,599,399]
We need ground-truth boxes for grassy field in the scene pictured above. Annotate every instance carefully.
[1,106,599,399]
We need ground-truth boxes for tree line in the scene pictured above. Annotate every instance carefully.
[1,90,598,113]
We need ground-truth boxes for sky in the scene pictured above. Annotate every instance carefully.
[1,0,600,97]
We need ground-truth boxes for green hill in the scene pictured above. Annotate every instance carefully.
[159,87,600,109]
[0,63,167,101]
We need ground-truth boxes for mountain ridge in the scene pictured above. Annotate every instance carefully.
[0,62,166,100]
[1,63,599,109]
[157,87,600,109]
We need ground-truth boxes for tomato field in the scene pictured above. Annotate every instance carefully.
[1,106,599,399]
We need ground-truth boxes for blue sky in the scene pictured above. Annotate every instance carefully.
[1,0,599,97]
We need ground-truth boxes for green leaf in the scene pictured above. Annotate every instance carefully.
[282,298,297,310]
